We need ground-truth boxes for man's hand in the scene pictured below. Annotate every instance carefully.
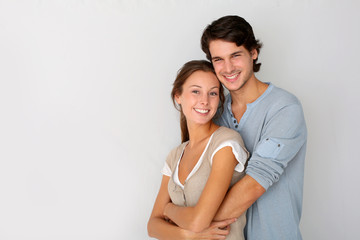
[186,218,237,240]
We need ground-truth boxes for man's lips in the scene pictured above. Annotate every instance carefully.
[223,72,240,82]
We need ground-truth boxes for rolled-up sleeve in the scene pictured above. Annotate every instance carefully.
[245,103,307,190]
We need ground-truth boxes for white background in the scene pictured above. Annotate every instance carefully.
[0,0,359,239]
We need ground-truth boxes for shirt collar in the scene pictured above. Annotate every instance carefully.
[225,82,273,112]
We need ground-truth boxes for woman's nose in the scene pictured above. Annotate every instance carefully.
[200,94,209,105]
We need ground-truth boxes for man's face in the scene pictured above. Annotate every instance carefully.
[209,39,258,92]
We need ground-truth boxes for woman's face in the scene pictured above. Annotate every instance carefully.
[175,71,220,127]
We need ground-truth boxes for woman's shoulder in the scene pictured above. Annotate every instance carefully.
[207,126,249,170]
[212,126,244,144]
[165,142,187,169]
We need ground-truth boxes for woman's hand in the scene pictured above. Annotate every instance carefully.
[163,202,173,219]
[161,147,239,232]
[185,218,236,240]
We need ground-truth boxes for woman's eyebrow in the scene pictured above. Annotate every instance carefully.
[189,85,219,90]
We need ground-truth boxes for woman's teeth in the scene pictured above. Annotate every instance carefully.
[194,108,209,114]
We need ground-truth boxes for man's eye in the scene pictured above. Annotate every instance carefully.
[213,58,222,62]
[192,90,199,94]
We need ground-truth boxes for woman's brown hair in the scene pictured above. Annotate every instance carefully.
[171,60,225,143]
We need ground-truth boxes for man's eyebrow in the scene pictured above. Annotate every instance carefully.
[211,56,222,60]
[211,51,244,60]
[231,50,244,55]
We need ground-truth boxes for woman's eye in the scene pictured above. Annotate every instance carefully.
[210,92,218,96]
[192,90,199,94]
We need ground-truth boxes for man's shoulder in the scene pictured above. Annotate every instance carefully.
[251,83,303,115]
[267,83,301,105]
[262,84,306,128]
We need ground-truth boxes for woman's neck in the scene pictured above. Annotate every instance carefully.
[187,121,219,148]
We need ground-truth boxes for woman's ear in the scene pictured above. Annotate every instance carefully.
[175,94,181,105]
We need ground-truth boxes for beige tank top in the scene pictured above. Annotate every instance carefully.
[165,126,248,240]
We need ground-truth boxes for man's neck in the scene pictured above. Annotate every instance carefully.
[230,77,268,121]
[230,76,267,105]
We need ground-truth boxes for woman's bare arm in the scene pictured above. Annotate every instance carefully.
[163,146,238,232]
[147,175,189,239]
[148,175,235,239]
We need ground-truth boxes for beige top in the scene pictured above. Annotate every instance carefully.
[163,126,249,240]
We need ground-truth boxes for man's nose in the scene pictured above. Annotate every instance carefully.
[224,60,235,73]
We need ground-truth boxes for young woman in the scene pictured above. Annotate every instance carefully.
[147,60,248,240]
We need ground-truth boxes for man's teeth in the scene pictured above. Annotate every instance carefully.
[195,108,209,114]
[225,73,239,79]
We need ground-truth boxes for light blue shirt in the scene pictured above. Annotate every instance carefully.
[214,83,307,240]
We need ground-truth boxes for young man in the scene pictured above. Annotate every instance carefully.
[201,15,307,239]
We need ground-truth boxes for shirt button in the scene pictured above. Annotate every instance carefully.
[233,120,236,123]
[235,125,238,128]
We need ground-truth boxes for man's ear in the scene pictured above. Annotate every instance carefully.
[251,49,258,60]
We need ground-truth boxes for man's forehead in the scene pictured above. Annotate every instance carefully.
[209,40,246,56]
